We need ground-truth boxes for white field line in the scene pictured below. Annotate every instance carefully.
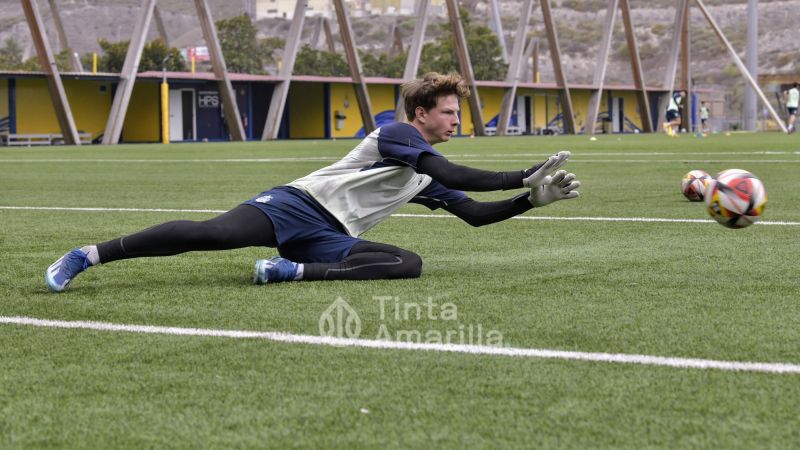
[0,150,798,163]
[2,205,800,226]
[390,213,800,226]
[455,159,800,164]
[1,159,799,165]
[0,206,228,213]
[0,157,340,163]
[445,151,800,157]
[1,316,798,375]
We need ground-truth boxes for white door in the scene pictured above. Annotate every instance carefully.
[516,96,527,134]
[612,97,623,133]
[169,90,184,141]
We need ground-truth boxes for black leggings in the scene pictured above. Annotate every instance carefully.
[96,205,422,281]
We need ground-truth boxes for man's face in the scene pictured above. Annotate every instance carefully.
[414,94,460,145]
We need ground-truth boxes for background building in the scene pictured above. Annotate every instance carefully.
[256,0,334,19]
[255,0,442,19]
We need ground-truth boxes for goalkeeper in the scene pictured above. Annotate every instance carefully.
[46,72,580,291]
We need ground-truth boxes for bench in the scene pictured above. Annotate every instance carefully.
[50,133,93,145]
[484,126,522,136]
[1,132,93,146]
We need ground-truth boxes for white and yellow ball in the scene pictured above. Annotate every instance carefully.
[704,169,767,229]
[681,170,711,201]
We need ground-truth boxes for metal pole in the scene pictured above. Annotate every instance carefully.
[743,0,757,131]
[620,0,652,132]
[693,0,786,133]
[681,0,692,132]
[497,0,532,135]
[333,0,376,134]
[263,0,306,140]
[395,0,430,122]
[193,0,246,141]
[22,0,80,145]
[540,0,575,134]
[585,0,618,135]
[656,0,688,132]
[154,6,170,46]
[488,0,508,63]
[445,0,485,135]
[161,68,169,144]
[102,0,156,145]
[323,18,335,53]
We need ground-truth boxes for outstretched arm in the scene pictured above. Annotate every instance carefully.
[378,122,569,192]
[443,194,533,227]
[444,166,581,227]
[417,152,545,191]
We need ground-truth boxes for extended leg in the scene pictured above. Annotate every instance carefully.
[304,241,422,280]
[46,205,276,292]
[97,204,277,263]
[254,241,423,283]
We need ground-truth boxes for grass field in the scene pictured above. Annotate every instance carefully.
[1,132,800,448]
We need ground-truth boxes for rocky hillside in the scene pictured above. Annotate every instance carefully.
[1,0,797,109]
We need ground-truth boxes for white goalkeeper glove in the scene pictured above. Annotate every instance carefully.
[523,152,581,207]
[522,151,571,188]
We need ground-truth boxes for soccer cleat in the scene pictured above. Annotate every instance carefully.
[45,248,91,292]
[253,257,298,284]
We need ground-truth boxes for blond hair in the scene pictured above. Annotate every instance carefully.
[400,72,470,122]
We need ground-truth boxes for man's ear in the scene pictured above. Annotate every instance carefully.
[415,106,426,122]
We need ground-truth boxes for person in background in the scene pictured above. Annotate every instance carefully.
[699,101,711,136]
[663,90,684,137]
[784,82,799,133]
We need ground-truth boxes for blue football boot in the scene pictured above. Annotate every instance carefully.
[253,257,298,284]
[45,248,91,292]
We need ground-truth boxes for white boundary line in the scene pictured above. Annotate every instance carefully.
[446,151,800,157]
[448,159,800,164]
[1,158,799,164]
[0,205,228,213]
[1,316,798,374]
[3,205,799,226]
[0,150,797,162]
[392,213,800,226]
[0,157,340,163]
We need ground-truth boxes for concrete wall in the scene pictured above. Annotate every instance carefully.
[121,82,160,143]
[15,79,112,138]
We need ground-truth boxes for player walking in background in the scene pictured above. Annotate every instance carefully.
[699,101,711,136]
[45,72,581,291]
[663,90,684,136]
[785,82,799,133]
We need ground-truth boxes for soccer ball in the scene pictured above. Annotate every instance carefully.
[681,170,711,201]
[704,169,767,229]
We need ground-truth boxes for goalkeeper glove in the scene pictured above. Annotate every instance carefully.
[522,151,571,187]
[523,152,581,207]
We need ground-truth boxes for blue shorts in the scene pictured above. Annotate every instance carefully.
[666,110,680,121]
[789,107,797,116]
[243,186,362,263]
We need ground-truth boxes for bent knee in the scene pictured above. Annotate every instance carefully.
[399,250,422,278]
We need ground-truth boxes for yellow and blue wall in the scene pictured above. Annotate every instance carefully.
[0,74,659,142]
[1,78,112,138]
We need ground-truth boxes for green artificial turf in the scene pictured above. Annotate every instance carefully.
[1,132,799,448]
